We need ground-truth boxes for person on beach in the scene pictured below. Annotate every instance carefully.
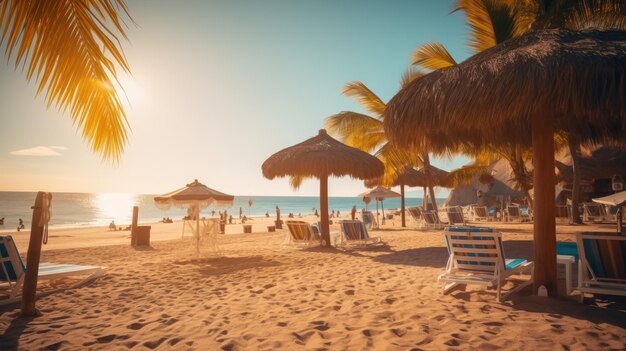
[0,217,4,225]
[314,209,319,217]
[109,220,116,230]
[17,218,24,231]
[351,205,357,220]
[265,211,269,217]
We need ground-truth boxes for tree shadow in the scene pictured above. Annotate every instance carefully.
[0,314,36,351]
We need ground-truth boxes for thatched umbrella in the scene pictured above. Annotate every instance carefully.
[384,29,626,295]
[359,186,401,225]
[365,166,450,227]
[154,179,234,253]
[262,129,384,247]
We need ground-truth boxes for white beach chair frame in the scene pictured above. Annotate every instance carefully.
[576,232,626,301]
[446,206,466,226]
[337,220,382,247]
[438,228,534,302]
[421,210,444,230]
[471,206,490,221]
[0,235,105,305]
[283,221,321,249]
[583,203,611,223]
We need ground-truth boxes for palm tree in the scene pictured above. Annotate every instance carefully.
[324,73,444,219]
[413,0,626,216]
[0,0,132,160]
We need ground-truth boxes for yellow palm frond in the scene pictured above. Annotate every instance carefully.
[447,164,491,187]
[325,112,386,152]
[453,0,521,52]
[1,0,132,161]
[289,176,306,190]
[411,42,457,71]
[375,143,421,186]
[564,0,626,30]
[400,67,425,89]
[342,81,386,118]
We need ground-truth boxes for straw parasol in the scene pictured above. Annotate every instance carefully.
[262,129,384,247]
[384,28,626,294]
[359,186,401,225]
[365,166,450,226]
[154,179,234,253]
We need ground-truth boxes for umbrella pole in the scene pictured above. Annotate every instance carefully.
[532,114,557,295]
[422,187,427,209]
[195,206,200,254]
[381,199,385,225]
[320,175,331,247]
[401,183,406,227]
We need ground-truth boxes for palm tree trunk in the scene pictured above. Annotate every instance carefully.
[422,153,439,220]
[568,137,582,224]
[509,149,534,210]
[400,183,406,227]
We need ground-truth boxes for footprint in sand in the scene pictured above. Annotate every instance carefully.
[344,289,355,295]
[127,322,146,330]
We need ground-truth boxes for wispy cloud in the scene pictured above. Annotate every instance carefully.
[10,146,66,156]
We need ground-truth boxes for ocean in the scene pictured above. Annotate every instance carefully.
[0,191,446,230]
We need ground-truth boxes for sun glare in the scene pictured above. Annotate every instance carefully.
[95,192,137,224]
[116,74,142,107]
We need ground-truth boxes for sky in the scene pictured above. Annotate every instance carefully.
[0,0,473,197]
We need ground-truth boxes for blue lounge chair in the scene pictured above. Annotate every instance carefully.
[438,227,534,302]
[0,235,105,305]
[576,232,626,301]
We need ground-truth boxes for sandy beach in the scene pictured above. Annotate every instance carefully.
[1,216,624,350]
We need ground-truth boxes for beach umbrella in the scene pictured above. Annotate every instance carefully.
[593,191,626,233]
[154,179,234,253]
[384,28,626,294]
[359,187,401,225]
[365,166,450,226]
[262,129,384,247]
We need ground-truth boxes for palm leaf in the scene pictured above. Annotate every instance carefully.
[342,81,386,118]
[0,0,132,160]
[400,67,425,89]
[447,164,491,187]
[453,0,521,52]
[411,42,457,71]
[325,112,386,152]
[289,176,306,190]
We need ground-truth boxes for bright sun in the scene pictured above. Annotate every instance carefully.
[95,193,137,224]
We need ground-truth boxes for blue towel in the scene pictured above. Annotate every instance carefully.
[556,241,579,260]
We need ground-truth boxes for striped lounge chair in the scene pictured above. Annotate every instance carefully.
[472,206,489,221]
[284,221,321,248]
[576,232,626,300]
[407,206,423,225]
[0,235,105,305]
[338,220,382,247]
[438,227,534,302]
[446,206,466,226]
[421,210,444,230]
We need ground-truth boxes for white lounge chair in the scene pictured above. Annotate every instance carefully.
[583,203,610,223]
[471,206,490,221]
[337,220,383,247]
[422,210,444,230]
[283,221,321,248]
[576,232,626,301]
[0,235,105,305]
[438,227,534,302]
[407,206,423,225]
[446,206,466,226]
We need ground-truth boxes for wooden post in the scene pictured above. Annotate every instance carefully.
[21,191,50,316]
[400,183,406,227]
[319,175,331,247]
[532,114,557,295]
[131,206,139,246]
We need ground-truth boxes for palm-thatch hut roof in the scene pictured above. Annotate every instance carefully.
[556,146,626,182]
[364,166,450,188]
[262,129,384,180]
[384,29,626,152]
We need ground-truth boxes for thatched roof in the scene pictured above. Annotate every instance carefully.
[556,147,626,181]
[384,29,626,152]
[154,179,234,210]
[358,186,401,199]
[364,166,450,188]
[262,129,384,180]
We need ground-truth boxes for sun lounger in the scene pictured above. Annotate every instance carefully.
[407,206,423,225]
[438,227,533,302]
[338,220,383,247]
[576,231,626,301]
[583,203,611,223]
[0,235,105,305]
[505,205,523,222]
[421,210,444,230]
[446,206,466,226]
[283,221,321,248]
[362,211,377,230]
[471,206,489,221]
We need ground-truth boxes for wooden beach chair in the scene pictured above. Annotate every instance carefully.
[283,221,321,248]
[472,206,489,221]
[438,227,534,302]
[576,232,626,301]
[0,235,105,305]
[446,206,466,226]
[337,220,382,247]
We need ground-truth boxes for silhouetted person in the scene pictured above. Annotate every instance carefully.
[17,218,24,232]
[351,205,357,220]
[0,217,4,225]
